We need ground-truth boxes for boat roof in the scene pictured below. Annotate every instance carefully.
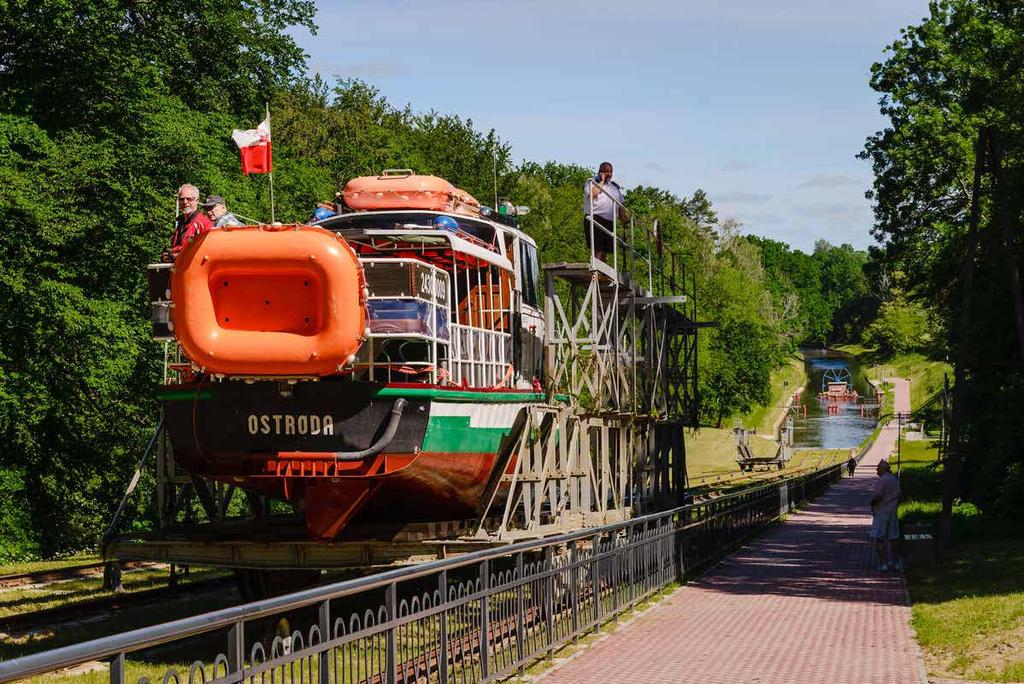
[314,209,539,249]
[348,229,514,271]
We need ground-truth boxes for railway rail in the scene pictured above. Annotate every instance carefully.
[0,575,233,636]
[688,451,847,496]
[0,463,843,684]
[0,562,157,590]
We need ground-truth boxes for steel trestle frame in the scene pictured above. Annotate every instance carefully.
[0,465,842,684]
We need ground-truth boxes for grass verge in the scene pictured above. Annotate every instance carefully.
[734,353,808,436]
[0,566,228,620]
[685,427,779,479]
[897,438,1024,682]
[0,554,100,578]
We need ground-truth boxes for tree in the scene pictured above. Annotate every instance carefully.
[864,292,933,354]
[0,0,318,556]
[862,0,1024,528]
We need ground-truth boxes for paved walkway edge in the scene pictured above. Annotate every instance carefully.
[535,379,923,684]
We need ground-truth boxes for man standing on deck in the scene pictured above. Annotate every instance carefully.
[583,162,627,263]
[169,183,213,257]
[870,459,901,570]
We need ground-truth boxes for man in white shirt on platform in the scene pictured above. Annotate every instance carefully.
[583,162,627,263]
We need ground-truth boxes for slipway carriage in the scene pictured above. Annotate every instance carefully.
[109,172,704,596]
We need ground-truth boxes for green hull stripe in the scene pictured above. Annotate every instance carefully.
[157,386,546,404]
[420,415,512,453]
[376,387,545,403]
[157,389,213,401]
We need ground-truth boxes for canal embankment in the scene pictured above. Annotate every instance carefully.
[733,352,807,438]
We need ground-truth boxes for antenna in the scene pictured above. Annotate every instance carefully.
[492,141,499,211]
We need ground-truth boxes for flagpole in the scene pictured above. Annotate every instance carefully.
[266,103,275,223]
[269,172,276,223]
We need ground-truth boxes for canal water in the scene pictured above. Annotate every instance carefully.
[790,349,877,449]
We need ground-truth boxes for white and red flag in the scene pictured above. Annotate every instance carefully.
[232,113,272,175]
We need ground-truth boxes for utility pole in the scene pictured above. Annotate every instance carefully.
[988,129,1024,362]
[939,373,948,464]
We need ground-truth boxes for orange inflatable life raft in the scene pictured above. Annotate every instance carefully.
[452,188,482,217]
[171,225,366,377]
[343,170,481,216]
[344,171,454,211]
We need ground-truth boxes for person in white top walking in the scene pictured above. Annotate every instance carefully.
[583,162,627,263]
[869,459,902,570]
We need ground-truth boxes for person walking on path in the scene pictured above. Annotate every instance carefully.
[847,454,857,477]
[870,458,902,570]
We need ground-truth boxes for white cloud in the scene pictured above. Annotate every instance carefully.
[796,173,864,189]
[644,161,672,174]
[720,160,756,172]
[716,191,773,204]
[742,212,785,225]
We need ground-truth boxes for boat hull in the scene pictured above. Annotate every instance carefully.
[160,381,542,539]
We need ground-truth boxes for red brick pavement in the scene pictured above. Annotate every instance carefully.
[539,380,924,684]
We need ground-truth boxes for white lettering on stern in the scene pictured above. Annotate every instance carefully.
[247,414,335,436]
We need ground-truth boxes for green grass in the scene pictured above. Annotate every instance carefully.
[685,427,779,479]
[0,553,100,577]
[733,353,808,436]
[896,438,1024,682]
[685,425,849,491]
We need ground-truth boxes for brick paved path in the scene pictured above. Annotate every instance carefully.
[540,379,924,684]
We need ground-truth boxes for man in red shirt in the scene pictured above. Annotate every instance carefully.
[170,184,213,256]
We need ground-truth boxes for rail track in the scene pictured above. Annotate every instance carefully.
[0,561,157,590]
[0,575,233,636]
[1,457,842,643]
[688,451,847,499]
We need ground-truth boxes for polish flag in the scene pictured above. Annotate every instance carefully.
[232,114,272,175]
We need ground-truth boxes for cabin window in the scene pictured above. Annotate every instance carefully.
[520,242,540,308]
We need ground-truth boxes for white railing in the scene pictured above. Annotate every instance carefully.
[448,324,513,387]
[356,259,451,385]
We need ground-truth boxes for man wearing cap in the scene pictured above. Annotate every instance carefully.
[169,183,214,256]
[869,459,902,571]
[204,195,242,228]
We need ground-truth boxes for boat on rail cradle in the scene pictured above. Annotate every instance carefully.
[148,171,548,540]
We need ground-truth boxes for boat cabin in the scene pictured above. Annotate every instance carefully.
[315,208,544,390]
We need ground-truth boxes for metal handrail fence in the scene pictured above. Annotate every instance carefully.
[584,181,691,305]
[0,464,842,684]
[585,181,654,293]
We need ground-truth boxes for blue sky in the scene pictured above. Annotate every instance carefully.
[294,1,929,252]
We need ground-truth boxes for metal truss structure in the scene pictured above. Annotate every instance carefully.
[474,226,705,539]
[10,466,845,684]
